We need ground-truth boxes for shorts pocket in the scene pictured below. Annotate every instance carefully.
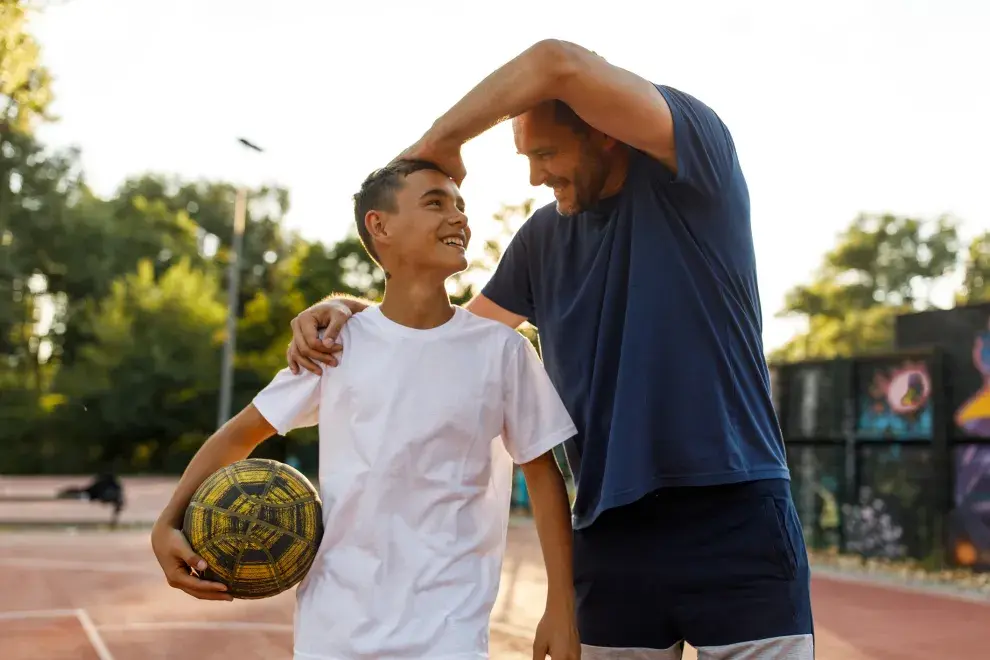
[761,496,798,582]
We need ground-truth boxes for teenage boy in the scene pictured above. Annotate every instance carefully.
[151,160,581,660]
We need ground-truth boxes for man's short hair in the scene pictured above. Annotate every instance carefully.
[353,159,445,266]
[552,100,591,136]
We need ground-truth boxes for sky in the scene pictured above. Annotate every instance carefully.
[26,0,990,352]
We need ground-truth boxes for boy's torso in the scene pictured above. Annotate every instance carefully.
[294,306,520,660]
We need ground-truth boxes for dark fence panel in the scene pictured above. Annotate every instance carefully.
[776,348,952,566]
[786,444,845,552]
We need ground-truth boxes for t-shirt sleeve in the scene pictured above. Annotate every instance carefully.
[480,221,536,323]
[500,336,577,464]
[251,367,321,436]
[654,84,737,199]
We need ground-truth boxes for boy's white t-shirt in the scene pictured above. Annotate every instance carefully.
[251,305,576,660]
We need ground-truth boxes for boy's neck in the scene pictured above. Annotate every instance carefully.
[378,277,454,330]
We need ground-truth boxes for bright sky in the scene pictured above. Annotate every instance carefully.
[28,0,990,352]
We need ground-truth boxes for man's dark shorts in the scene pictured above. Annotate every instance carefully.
[573,479,814,658]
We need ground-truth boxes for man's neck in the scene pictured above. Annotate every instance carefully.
[378,277,454,330]
[599,145,630,200]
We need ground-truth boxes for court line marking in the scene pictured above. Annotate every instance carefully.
[0,608,79,621]
[76,609,116,660]
[0,608,116,660]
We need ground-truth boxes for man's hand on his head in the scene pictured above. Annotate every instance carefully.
[393,134,467,187]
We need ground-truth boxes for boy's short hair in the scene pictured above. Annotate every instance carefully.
[353,159,446,266]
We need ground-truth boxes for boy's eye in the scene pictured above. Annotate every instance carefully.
[427,200,442,208]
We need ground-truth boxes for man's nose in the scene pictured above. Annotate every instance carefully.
[529,161,547,188]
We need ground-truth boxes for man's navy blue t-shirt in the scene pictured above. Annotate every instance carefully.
[481,85,789,530]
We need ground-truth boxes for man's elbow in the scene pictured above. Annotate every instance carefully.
[526,39,585,95]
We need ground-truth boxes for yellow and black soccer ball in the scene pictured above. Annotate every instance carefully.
[182,458,323,599]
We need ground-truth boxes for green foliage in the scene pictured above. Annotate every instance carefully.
[771,212,980,364]
[957,230,990,305]
[0,0,54,132]
[51,259,227,471]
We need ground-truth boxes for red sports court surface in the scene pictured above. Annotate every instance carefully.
[1,476,987,659]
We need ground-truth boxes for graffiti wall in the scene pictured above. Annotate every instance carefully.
[896,303,990,440]
[845,444,935,560]
[855,358,934,440]
[950,445,990,569]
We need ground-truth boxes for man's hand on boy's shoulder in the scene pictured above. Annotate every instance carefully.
[151,522,233,602]
[532,605,581,659]
[287,298,357,375]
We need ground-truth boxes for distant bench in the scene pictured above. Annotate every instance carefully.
[0,475,125,528]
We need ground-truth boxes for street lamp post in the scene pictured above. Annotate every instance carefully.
[217,137,264,429]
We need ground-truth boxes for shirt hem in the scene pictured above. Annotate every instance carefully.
[511,425,576,465]
[251,395,293,436]
[572,467,791,530]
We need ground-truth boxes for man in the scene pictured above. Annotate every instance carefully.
[152,160,580,660]
[287,40,812,659]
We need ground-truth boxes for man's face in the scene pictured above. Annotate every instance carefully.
[512,104,611,216]
[374,169,470,278]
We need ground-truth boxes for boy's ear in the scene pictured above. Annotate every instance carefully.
[365,210,391,247]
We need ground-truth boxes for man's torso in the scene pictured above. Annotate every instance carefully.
[482,85,789,529]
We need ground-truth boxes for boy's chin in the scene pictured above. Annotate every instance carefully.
[442,259,469,278]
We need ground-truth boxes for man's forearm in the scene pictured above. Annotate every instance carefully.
[521,452,576,615]
[156,406,275,529]
[427,40,571,147]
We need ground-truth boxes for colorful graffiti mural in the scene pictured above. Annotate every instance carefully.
[895,303,990,440]
[856,359,933,439]
[951,445,990,568]
[955,317,990,437]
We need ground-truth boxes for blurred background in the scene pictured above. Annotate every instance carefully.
[1,1,989,658]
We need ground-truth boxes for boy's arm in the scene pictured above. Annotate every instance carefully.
[500,337,580,659]
[151,404,276,601]
[520,452,580,659]
[152,366,322,601]
[154,404,275,530]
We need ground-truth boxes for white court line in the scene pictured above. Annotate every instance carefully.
[0,608,79,621]
[75,609,116,660]
[95,621,294,633]
[0,608,116,660]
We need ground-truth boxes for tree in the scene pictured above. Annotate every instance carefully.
[958,231,990,304]
[50,259,227,471]
[0,0,54,133]
[772,213,961,362]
